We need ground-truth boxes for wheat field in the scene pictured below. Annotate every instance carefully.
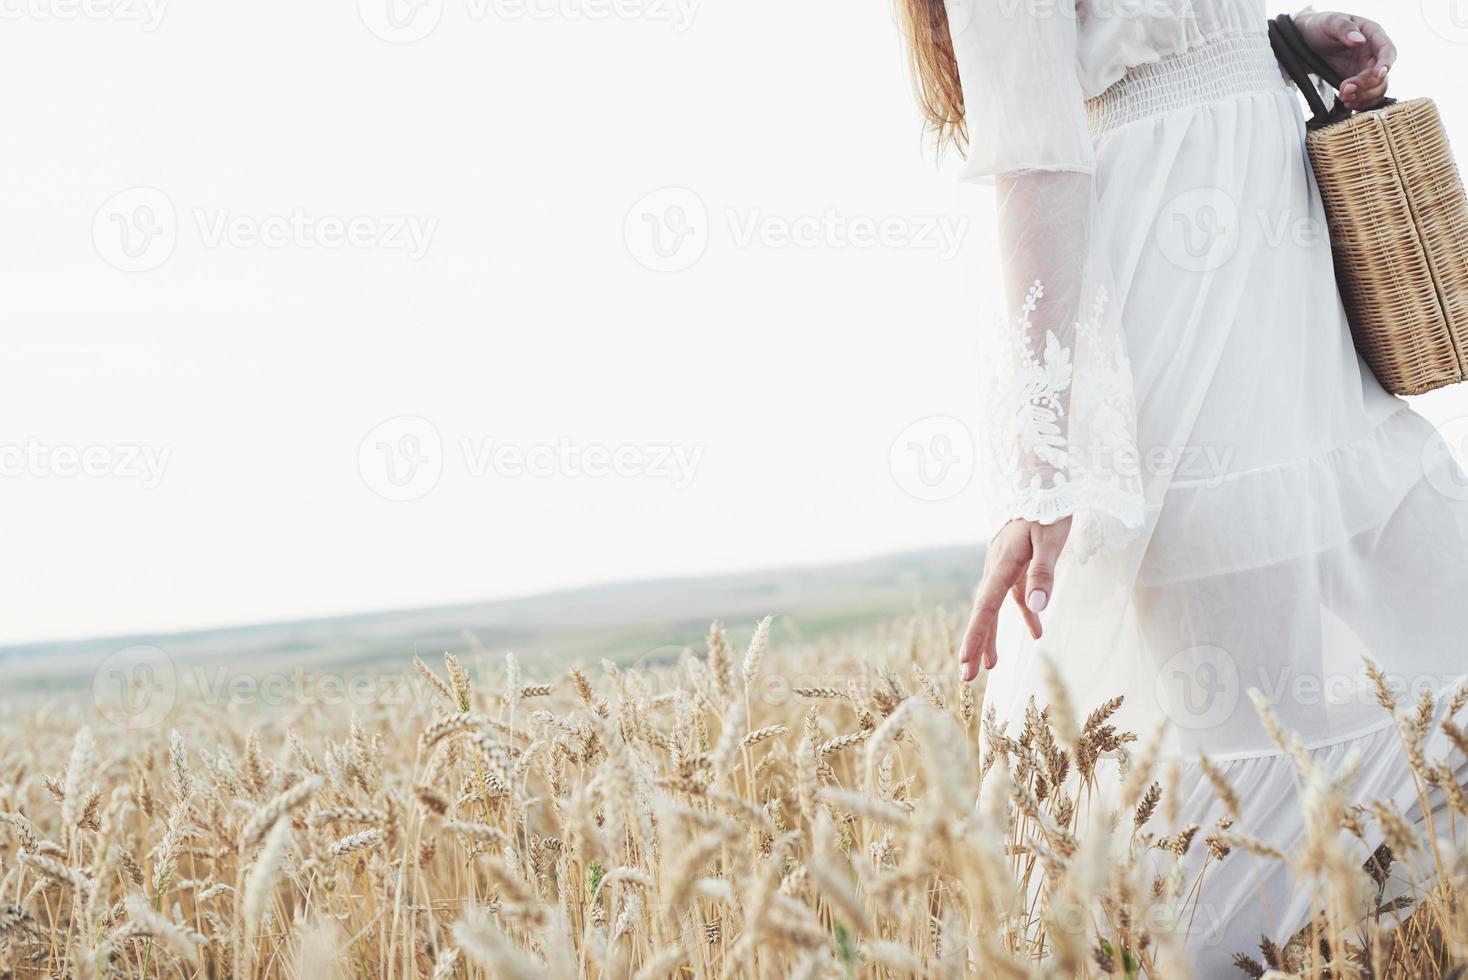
[0,613,1465,979]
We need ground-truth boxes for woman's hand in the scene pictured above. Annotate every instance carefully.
[1295,10,1396,110]
[958,516,1070,681]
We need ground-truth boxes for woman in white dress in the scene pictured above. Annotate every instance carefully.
[896,0,1468,971]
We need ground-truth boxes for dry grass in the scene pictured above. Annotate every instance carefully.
[0,612,1465,978]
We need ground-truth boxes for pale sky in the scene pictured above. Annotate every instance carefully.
[3,0,1466,645]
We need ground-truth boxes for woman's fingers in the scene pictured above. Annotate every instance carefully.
[1011,577,1042,640]
[1024,523,1068,617]
[1358,19,1396,72]
[1325,11,1366,46]
[1355,20,1395,103]
[958,610,993,682]
[1340,68,1389,109]
[960,570,1008,680]
[958,600,992,682]
[1024,551,1054,616]
[1340,18,1395,108]
[959,517,1070,681]
[1343,75,1389,108]
[960,542,1027,680]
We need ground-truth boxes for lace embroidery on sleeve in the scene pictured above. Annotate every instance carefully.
[1014,282,1074,477]
[983,279,1145,555]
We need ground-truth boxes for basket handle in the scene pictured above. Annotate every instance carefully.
[1269,14,1394,129]
[1273,13,1346,87]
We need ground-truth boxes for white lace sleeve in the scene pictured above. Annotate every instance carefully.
[949,0,1145,556]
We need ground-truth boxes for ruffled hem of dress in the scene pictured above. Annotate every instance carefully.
[1136,668,1468,971]
[1162,669,1468,767]
[1139,407,1448,586]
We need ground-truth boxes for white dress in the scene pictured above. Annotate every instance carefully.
[954,0,1468,971]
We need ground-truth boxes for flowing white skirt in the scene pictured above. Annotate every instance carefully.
[980,31,1468,975]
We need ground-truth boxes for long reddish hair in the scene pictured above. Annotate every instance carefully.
[894,0,968,154]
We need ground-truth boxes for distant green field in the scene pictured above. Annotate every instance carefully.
[0,546,978,700]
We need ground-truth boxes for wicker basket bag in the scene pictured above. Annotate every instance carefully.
[1269,14,1468,395]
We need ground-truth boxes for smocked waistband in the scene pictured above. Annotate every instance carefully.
[1084,31,1290,138]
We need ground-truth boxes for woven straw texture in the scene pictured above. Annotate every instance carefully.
[1307,97,1468,395]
